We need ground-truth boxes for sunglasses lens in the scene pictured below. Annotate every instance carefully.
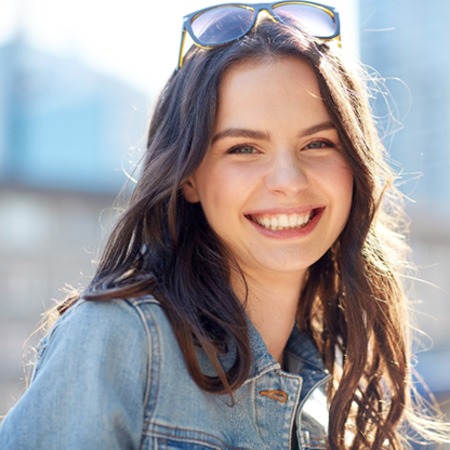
[190,6,255,45]
[274,4,337,38]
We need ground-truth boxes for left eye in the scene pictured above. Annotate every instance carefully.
[228,145,257,154]
[305,140,333,150]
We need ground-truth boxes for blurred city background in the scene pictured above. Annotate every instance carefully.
[0,0,449,446]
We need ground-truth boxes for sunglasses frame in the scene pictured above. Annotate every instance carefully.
[178,1,341,69]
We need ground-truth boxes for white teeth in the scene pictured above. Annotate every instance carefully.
[252,212,313,231]
[278,214,289,227]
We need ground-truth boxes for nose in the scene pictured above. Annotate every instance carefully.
[265,151,309,195]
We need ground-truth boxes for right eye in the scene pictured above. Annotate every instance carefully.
[227,145,258,154]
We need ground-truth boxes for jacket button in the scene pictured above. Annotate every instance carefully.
[259,389,288,403]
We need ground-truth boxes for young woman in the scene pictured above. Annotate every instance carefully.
[0,2,448,449]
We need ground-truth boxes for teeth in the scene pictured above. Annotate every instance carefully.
[252,212,313,231]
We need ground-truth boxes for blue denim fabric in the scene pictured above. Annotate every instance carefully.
[0,296,330,449]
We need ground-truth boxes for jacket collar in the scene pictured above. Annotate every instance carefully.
[197,315,329,401]
[283,324,330,400]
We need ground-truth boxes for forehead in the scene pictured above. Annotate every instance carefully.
[222,55,317,83]
[215,56,328,129]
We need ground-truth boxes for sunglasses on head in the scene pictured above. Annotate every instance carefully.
[178,1,341,69]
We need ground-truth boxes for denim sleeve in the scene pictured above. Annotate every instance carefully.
[0,299,150,450]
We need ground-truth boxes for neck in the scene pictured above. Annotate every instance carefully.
[232,269,306,364]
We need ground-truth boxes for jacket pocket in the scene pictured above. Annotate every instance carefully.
[141,426,226,450]
[153,438,220,449]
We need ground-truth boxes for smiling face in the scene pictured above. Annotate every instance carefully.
[183,56,353,287]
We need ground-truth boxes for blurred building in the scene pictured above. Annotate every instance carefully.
[0,37,150,413]
[359,0,450,431]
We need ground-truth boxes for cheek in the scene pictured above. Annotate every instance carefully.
[197,165,257,205]
[333,162,354,221]
[195,171,238,222]
[316,157,354,216]
[336,163,354,198]
[313,156,353,190]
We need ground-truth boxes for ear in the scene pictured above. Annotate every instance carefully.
[182,178,200,203]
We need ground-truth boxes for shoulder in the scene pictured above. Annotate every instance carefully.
[50,294,162,334]
[31,296,169,416]
[0,295,169,449]
[32,295,172,384]
[37,295,164,363]
[36,294,168,392]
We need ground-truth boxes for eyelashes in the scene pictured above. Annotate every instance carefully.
[226,139,337,155]
[304,139,336,150]
[227,145,258,155]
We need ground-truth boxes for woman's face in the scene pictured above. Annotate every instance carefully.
[184,56,353,284]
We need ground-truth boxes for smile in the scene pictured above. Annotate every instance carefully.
[247,210,317,231]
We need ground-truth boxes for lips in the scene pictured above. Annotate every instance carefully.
[246,209,318,231]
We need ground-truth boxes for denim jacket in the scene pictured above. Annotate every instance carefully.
[0,296,330,449]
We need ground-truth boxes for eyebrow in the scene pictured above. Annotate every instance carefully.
[211,121,336,144]
[211,128,270,144]
[299,121,336,138]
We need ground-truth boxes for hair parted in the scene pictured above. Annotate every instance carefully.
[56,20,449,449]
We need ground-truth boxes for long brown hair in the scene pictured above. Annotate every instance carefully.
[58,21,448,449]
